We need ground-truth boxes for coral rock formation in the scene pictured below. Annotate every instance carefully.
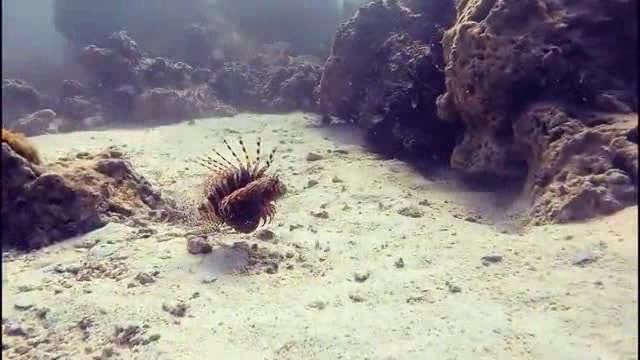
[438,0,638,223]
[318,0,637,223]
[132,86,235,125]
[1,79,42,127]
[1,146,166,250]
[1,128,42,165]
[1,143,102,250]
[4,30,324,136]
[515,107,638,223]
[12,109,60,136]
[210,52,323,113]
[77,31,235,123]
[317,0,458,160]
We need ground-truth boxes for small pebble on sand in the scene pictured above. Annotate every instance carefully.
[134,272,156,285]
[4,321,27,337]
[397,206,424,218]
[255,229,275,241]
[572,251,599,266]
[187,237,212,255]
[349,292,366,303]
[353,271,370,283]
[446,281,461,293]
[307,300,328,310]
[311,210,329,219]
[481,255,503,266]
[306,152,324,161]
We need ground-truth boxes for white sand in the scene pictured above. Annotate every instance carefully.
[2,113,638,359]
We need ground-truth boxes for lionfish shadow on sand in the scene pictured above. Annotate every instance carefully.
[187,136,287,234]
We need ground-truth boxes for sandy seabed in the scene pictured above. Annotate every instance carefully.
[2,113,638,359]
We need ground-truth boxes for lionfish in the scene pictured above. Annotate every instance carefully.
[194,137,287,233]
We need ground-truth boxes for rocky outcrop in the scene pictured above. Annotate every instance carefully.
[316,0,637,223]
[181,24,221,68]
[515,107,637,224]
[210,57,323,113]
[1,79,42,128]
[78,31,143,90]
[77,31,320,122]
[209,62,262,110]
[1,144,167,250]
[317,0,458,160]
[76,31,235,123]
[1,128,42,164]
[2,143,102,250]
[51,80,103,131]
[78,31,198,91]
[132,86,236,124]
[437,0,638,223]
[3,30,325,136]
[12,109,59,136]
[137,57,194,90]
[2,78,103,136]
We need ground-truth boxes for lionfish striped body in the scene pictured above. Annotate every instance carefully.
[196,137,287,233]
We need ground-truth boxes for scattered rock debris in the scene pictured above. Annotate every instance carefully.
[162,301,188,317]
[397,206,424,218]
[113,322,158,347]
[134,271,157,285]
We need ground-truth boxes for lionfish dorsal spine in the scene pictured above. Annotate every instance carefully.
[255,146,277,177]
[255,137,262,164]
[223,138,246,169]
[197,155,227,172]
[251,137,263,175]
[237,136,252,169]
[266,146,277,168]
[212,146,237,170]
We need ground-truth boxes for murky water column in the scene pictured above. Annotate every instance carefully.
[2,254,7,286]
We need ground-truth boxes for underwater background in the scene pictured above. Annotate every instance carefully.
[2,0,638,359]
